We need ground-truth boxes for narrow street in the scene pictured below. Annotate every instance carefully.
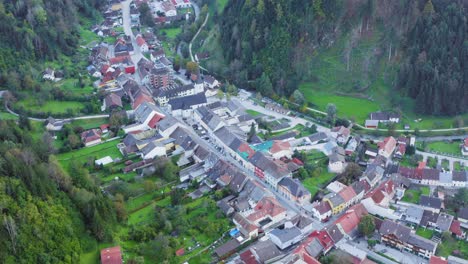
[121,0,144,68]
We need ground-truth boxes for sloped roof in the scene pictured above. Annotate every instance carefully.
[379,219,411,242]
[419,195,442,209]
[338,185,357,203]
[313,201,332,215]
[168,92,207,110]
[278,177,310,199]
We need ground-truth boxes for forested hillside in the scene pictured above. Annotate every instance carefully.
[397,2,467,115]
[219,0,467,116]
[0,119,117,260]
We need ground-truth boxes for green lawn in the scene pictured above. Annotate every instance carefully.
[246,109,262,117]
[159,27,182,39]
[425,141,462,155]
[70,118,108,130]
[299,85,380,124]
[15,98,85,115]
[56,140,122,168]
[401,186,430,204]
[59,78,95,95]
[0,111,17,120]
[416,227,434,239]
[302,170,335,198]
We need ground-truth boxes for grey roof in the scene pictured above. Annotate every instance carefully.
[351,180,367,195]
[168,92,207,110]
[169,127,190,144]
[270,227,302,244]
[196,106,224,131]
[251,239,282,263]
[278,177,310,199]
[405,206,424,224]
[140,141,164,155]
[237,114,255,123]
[291,215,314,230]
[157,115,179,132]
[194,145,210,160]
[407,234,437,252]
[458,208,468,220]
[134,102,159,123]
[364,164,385,182]
[436,213,454,232]
[369,112,401,121]
[452,171,467,182]
[217,200,234,216]
[214,126,238,147]
[379,220,411,242]
[439,172,453,184]
[329,147,346,163]
[328,194,345,207]
[214,239,241,257]
[448,255,468,264]
[419,195,442,209]
[229,173,247,193]
[308,132,328,143]
[420,210,439,226]
[269,131,298,141]
[249,134,263,144]
[327,224,344,243]
[154,84,194,99]
[305,238,324,258]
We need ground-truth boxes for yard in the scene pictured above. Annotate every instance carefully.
[437,235,468,259]
[56,139,122,168]
[423,141,462,156]
[70,118,109,130]
[416,227,434,239]
[159,27,182,39]
[302,151,334,198]
[401,186,430,204]
[15,98,85,116]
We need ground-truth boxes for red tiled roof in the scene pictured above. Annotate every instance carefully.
[247,196,286,222]
[371,190,385,204]
[270,140,291,154]
[314,201,332,214]
[292,158,304,166]
[308,230,334,251]
[147,113,164,128]
[429,256,448,264]
[132,92,154,109]
[367,180,394,204]
[418,161,427,170]
[136,35,146,47]
[100,246,122,264]
[100,124,110,130]
[109,56,130,65]
[398,144,406,155]
[175,248,185,256]
[238,143,255,159]
[101,64,110,74]
[338,185,357,203]
[240,249,258,264]
[378,136,396,154]
[465,138,468,147]
[334,204,368,234]
[450,220,463,236]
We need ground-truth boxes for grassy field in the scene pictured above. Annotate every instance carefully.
[303,171,335,198]
[159,27,182,39]
[424,141,462,155]
[16,98,85,115]
[299,85,380,124]
[246,109,262,117]
[70,118,108,130]
[416,227,434,239]
[401,186,430,204]
[437,237,468,258]
[0,111,17,120]
[56,140,122,168]
[60,78,95,95]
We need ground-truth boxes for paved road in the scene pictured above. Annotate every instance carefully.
[121,0,145,67]
[347,241,399,264]
[191,1,200,21]
[189,12,209,66]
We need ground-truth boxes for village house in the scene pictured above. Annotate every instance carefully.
[44,117,69,132]
[330,126,350,145]
[161,1,177,16]
[367,111,401,124]
[81,129,102,147]
[265,103,290,115]
[378,136,397,158]
[42,68,64,82]
[203,75,219,89]
[462,138,468,156]
[102,93,123,111]
[328,147,347,173]
[268,225,303,250]
[379,219,437,258]
[277,177,311,205]
[269,140,292,159]
[360,164,385,187]
[136,35,149,52]
[123,102,165,133]
[168,92,207,118]
[154,83,204,106]
[310,201,332,222]
[361,180,398,220]
[419,195,443,213]
[458,208,468,223]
